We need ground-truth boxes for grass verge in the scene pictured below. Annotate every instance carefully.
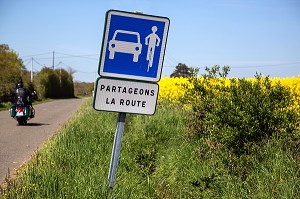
[1,98,299,198]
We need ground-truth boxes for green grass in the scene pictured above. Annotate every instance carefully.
[0,102,12,111]
[0,98,55,112]
[1,98,300,198]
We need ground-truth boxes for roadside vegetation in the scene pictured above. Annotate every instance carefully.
[1,44,299,197]
[1,72,300,198]
[0,44,75,101]
[0,44,94,111]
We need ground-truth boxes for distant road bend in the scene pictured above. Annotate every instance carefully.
[0,98,84,183]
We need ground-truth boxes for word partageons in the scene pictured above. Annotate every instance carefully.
[99,84,155,96]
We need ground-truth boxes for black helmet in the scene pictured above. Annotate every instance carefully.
[16,82,23,88]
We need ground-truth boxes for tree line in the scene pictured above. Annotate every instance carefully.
[0,44,74,103]
[170,63,230,78]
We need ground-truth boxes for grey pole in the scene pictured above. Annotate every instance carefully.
[108,112,126,190]
[52,51,55,70]
[31,57,33,82]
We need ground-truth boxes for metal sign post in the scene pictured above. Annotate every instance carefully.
[108,112,126,190]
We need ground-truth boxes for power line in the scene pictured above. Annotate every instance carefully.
[20,51,300,75]
[28,55,99,61]
[21,52,53,58]
[165,49,180,66]
[23,59,32,67]
[32,58,45,67]
[60,62,71,68]
[21,51,99,61]
[59,61,96,74]
[164,61,300,69]
[56,51,98,57]
[56,56,98,60]
[55,52,99,60]
[230,62,300,69]
[75,70,96,74]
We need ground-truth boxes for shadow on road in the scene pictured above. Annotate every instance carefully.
[22,123,50,126]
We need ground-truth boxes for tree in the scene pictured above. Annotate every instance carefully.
[0,44,25,101]
[170,63,199,78]
[35,67,60,99]
[202,65,230,78]
[74,82,94,96]
[57,68,74,98]
[35,67,75,99]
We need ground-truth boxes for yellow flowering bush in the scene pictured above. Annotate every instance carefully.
[158,76,300,112]
[158,77,190,102]
[272,76,300,110]
[173,75,299,154]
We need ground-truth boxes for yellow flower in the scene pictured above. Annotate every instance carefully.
[158,76,300,112]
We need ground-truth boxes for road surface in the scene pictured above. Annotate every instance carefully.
[0,98,84,183]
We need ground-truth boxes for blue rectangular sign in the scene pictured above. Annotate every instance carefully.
[98,10,170,82]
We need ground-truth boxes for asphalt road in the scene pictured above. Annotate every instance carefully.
[0,98,84,183]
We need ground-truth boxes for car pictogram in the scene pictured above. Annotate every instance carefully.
[108,30,142,62]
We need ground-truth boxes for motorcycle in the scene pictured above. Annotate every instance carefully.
[10,96,35,125]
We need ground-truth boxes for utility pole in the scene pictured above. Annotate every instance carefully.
[52,51,55,70]
[59,62,62,85]
[31,57,33,82]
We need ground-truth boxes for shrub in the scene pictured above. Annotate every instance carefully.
[182,75,299,155]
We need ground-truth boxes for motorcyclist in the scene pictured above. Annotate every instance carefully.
[12,82,35,118]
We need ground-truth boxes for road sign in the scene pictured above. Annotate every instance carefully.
[93,77,159,115]
[99,10,170,82]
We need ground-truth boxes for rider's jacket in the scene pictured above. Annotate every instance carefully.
[15,88,32,106]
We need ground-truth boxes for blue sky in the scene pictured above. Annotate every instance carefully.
[1,0,299,82]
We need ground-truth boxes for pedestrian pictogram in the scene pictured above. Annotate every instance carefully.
[98,10,170,82]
